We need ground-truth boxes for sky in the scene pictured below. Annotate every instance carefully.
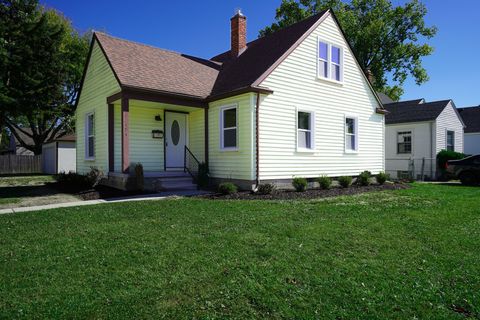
[42,0,480,107]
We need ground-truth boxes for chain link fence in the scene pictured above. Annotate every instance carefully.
[386,158,437,181]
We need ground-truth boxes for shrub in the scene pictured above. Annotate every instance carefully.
[134,163,144,191]
[218,182,238,195]
[437,149,466,179]
[197,162,209,188]
[338,176,352,188]
[357,170,372,186]
[317,175,332,190]
[54,167,102,191]
[292,177,308,192]
[257,183,276,195]
[376,172,389,185]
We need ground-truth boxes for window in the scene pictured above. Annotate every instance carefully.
[446,130,455,151]
[397,131,412,154]
[318,40,343,82]
[345,116,358,152]
[85,112,95,159]
[220,106,237,150]
[297,111,314,150]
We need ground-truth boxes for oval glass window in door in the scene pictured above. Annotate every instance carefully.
[171,120,180,145]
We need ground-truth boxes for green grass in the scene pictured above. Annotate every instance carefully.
[0,174,54,186]
[0,183,479,319]
[0,197,20,205]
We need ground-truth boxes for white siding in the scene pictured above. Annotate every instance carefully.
[385,122,436,179]
[464,133,480,155]
[42,143,57,174]
[435,102,464,154]
[258,14,384,180]
[57,141,76,173]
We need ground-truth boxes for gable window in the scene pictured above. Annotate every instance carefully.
[297,110,315,151]
[397,131,412,154]
[446,130,455,151]
[318,40,343,82]
[85,112,95,159]
[220,105,238,150]
[345,116,358,152]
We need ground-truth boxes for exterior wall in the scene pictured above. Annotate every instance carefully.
[435,102,464,154]
[257,14,384,180]
[57,141,76,173]
[464,133,480,155]
[75,41,121,174]
[188,109,205,163]
[385,122,436,179]
[208,93,255,182]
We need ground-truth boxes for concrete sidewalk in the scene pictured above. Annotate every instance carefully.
[0,190,210,215]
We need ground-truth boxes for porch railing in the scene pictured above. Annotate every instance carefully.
[184,146,201,182]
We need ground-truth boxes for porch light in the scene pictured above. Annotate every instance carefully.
[155,115,162,121]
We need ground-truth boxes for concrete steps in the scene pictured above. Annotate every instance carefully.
[145,172,197,192]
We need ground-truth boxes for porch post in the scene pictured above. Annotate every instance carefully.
[108,103,114,172]
[121,97,130,173]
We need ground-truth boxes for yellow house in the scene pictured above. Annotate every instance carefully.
[76,9,386,191]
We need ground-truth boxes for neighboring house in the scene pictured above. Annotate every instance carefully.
[384,99,465,179]
[8,128,35,155]
[75,9,386,190]
[458,106,480,155]
[377,92,394,105]
[42,135,76,174]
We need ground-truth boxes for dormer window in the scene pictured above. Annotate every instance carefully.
[318,40,343,82]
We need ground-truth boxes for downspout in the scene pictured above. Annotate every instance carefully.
[430,121,434,178]
[255,92,260,188]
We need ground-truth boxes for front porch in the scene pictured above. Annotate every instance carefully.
[105,88,208,190]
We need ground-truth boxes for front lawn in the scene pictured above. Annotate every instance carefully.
[0,183,479,319]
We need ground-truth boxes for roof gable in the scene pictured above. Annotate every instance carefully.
[458,106,480,133]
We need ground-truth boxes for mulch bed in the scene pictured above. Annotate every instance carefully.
[198,183,410,200]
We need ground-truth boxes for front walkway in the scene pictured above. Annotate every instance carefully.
[0,190,210,215]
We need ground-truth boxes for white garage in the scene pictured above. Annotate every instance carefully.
[42,135,76,174]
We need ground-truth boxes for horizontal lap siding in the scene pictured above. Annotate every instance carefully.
[435,103,464,154]
[76,42,121,174]
[188,109,205,162]
[208,94,254,180]
[258,15,384,180]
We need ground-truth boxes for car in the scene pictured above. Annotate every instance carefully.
[446,155,480,185]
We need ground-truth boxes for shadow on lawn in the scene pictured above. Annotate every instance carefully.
[0,184,60,199]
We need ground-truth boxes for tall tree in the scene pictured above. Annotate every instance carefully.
[259,0,437,101]
[0,0,89,154]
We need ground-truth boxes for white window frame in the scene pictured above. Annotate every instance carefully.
[85,112,95,160]
[446,130,455,151]
[296,108,315,152]
[344,115,359,153]
[317,37,344,83]
[397,130,413,155]
[220,104,238,151]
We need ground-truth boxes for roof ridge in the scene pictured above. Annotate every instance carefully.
[94,31,216,64]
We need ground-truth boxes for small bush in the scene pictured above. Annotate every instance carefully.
[376,172,389,185]
[292,177,308,192]
[134,163,144,191]
[357,170,372,186]
[257,183,276,195]
[437,149,466,179]
[197,162,209,188]
[218,182,238,195]
[338,176,352,188]
[317,175,332,190]
[54,167,102,191]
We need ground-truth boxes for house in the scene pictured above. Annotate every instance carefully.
[75,9,386,191]
[458,106,480,155]
[42,134,76,174]
[8,128,35,155]
[384,99,465,180]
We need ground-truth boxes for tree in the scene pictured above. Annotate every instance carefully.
[0,0,89,154]
[259,0,437,101]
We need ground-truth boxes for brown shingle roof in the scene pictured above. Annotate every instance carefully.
[95,32,221,99]
[93,10,330,100]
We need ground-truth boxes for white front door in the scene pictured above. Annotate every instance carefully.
[165,112,187,169]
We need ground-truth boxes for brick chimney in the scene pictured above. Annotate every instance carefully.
[230,9,247,57]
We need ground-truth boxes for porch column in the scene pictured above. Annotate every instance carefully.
[108,103,114,172]
[121,97,130,173]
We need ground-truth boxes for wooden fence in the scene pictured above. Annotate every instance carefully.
[0,154,42,174]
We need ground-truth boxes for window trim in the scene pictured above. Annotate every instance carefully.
[85,112,95,160]
[396,130,413,155]
[219,104,239,151]
[446,129,455,151]
[344,115,359,153]
[296,108,316,153]
[317,37,344,84]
